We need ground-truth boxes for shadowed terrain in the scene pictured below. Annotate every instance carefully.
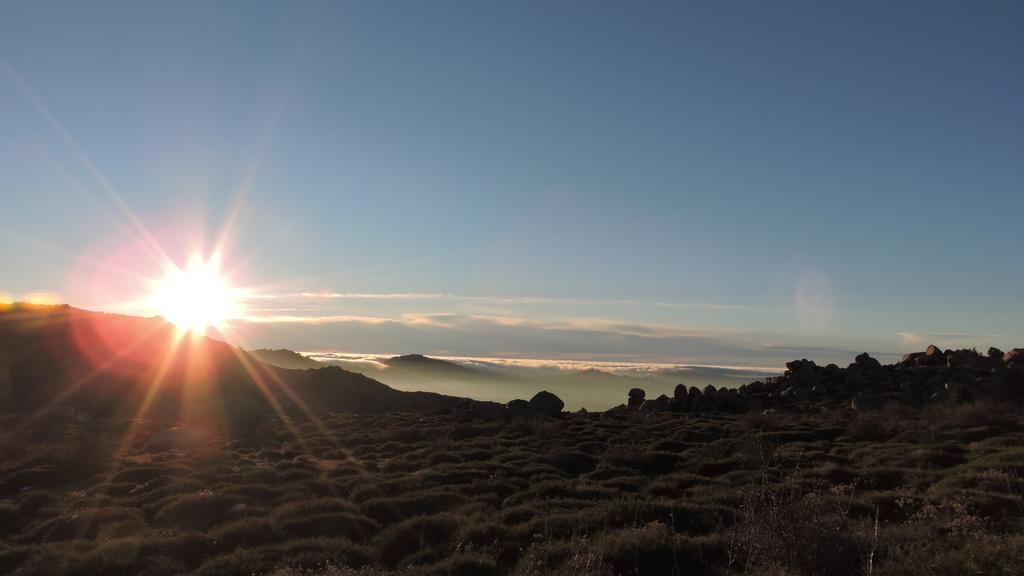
[2,304,1024,575]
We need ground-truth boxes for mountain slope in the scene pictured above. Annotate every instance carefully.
[250,348,323,370]
[0,304,497,427]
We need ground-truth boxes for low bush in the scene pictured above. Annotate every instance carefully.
[373,514,461,568]
[153,491,244,531]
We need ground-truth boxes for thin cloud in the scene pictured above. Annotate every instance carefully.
[233,309,872,368]
[241,314,396,325]
[300,351,783,376]
[243,291,755,311]
[897,331,1009,350]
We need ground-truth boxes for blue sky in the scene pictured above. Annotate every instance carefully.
[2,2,1023,366]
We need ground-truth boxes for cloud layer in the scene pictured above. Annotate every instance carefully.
[234,304,894,368]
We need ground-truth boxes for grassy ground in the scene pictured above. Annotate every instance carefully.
[1,403,1023,575]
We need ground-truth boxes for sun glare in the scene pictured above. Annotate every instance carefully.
[149,254,238,334]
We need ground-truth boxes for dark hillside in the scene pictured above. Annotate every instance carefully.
[0,304,496,427]
[250,349,323,370]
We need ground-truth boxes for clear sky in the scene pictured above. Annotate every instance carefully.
[2,2,1022,367]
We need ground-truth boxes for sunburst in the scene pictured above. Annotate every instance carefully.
[148,253,240,335]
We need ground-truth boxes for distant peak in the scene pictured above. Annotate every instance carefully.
[386,354,450,365]
[384,354,479,374]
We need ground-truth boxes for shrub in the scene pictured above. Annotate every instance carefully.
[593,523,723,576]
[16,490,59,516]
[194,538,372,576]
[725,485,867,576]
[139,532,214,569]
[25,506,144,543]
[153,491,243,531]
[544,449,599,476]
[361,490,468,523]
[209,517,285,550]
[374,514,461,568]
[278,511,379,542]
[601,447,681,474]
[420,552,498,576]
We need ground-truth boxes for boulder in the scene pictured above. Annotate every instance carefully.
[507,399,532,416]
[1005,349,1024,368]
[922,345,945,365]
[463,400,505,419]
[529,390,564,416]
[900,352,924,366]
[640,395,672,414]
[788,360,821,387]
[602,404,630,418]
[687,386,704,412]
[673,383,688,404]
[785,359,817,372]
[988,347,1004,359]
[627,388,646,407]
[946,349,985,370]
[854,352,882,369]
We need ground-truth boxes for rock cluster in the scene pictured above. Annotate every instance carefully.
[505,390,566,418]
[606,346,1024,416]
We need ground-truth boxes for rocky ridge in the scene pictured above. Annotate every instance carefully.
[502,346,1024,418]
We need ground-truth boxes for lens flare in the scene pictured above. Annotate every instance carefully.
[149,253,239,334]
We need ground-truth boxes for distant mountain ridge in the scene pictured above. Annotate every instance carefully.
[0,304,499,428]
[250,348,323,370]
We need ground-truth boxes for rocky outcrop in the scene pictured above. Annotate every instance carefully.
[605,347,1024,417]
[640,394,672,414]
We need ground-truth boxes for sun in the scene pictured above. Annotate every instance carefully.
[149,254,239,334]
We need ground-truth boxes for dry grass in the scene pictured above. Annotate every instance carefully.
[1,406,1023,575]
